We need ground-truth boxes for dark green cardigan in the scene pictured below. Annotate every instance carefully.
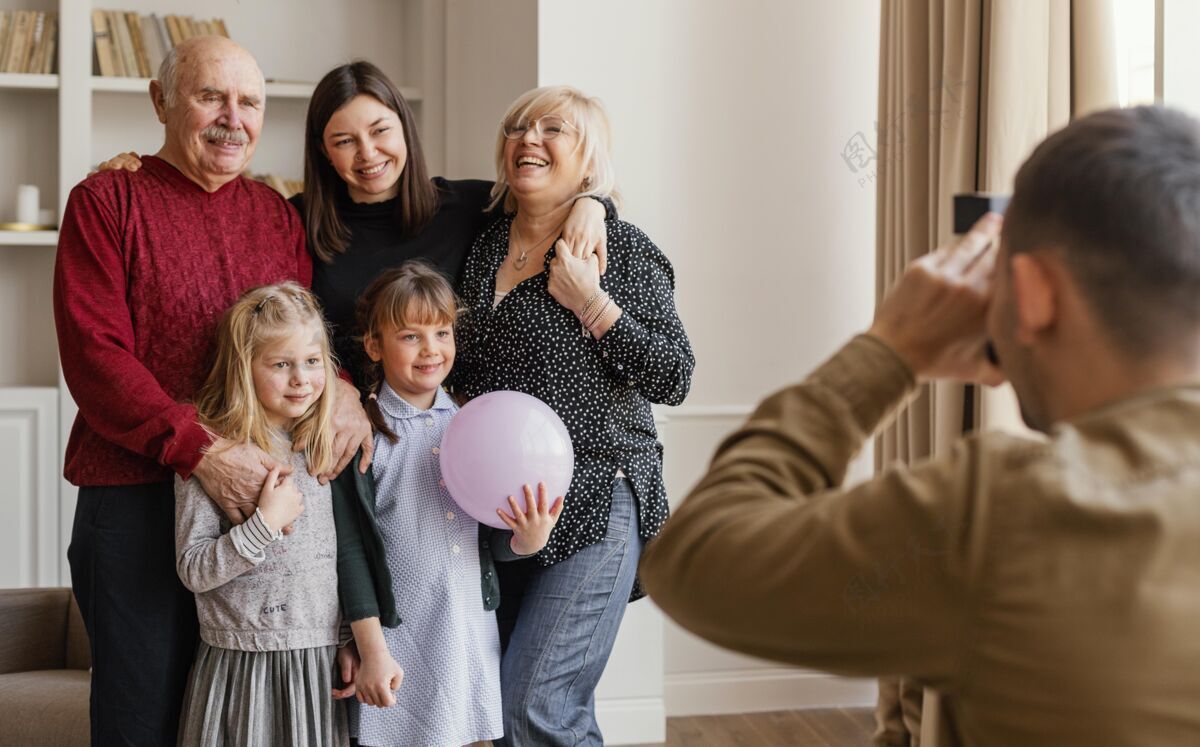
[331,452,522,624]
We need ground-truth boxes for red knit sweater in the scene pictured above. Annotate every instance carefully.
[53,156,311,486]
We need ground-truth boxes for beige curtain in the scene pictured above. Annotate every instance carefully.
[873,1,1118,745]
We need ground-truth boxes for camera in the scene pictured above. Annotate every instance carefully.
[953,193,1010,235]
[953,193,1010,366]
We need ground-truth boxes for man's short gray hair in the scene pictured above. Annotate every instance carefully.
[154,39,266,110]
[156,46,180,107]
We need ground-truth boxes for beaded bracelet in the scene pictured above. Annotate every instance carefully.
[584,293,610,329]
[580,291,608,338]
[586,295,612,330]
[587,297,618,337]
[578,288,604,322]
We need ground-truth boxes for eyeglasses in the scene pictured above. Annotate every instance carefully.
[502,115,576,141]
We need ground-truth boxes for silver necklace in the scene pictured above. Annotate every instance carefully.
[511,220,563,270]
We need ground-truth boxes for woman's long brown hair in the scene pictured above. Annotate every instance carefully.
[303,61,439,263]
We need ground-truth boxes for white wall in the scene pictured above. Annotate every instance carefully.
[533,0,883,727]
[443,0,538,179]
[1158,0,1200,115]
[539,0,880,402]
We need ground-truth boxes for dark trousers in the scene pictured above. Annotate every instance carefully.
[68,482,199,746]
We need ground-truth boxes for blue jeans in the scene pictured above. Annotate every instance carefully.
[495,478,643,746]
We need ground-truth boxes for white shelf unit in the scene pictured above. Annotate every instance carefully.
[0,230,58,245]
[89,74,424,102]
[0,72,59,89]
[0,0,446,589]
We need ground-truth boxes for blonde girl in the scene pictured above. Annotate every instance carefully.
[174,282,401,747]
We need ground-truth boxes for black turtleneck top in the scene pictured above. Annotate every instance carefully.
[291,177,495,384]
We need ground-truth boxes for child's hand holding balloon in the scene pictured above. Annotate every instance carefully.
[499,482,565,556]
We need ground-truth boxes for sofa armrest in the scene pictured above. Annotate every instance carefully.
[0,588,73,674]
[65,593,91,670]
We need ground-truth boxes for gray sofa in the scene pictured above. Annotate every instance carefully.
[0,587,91,745]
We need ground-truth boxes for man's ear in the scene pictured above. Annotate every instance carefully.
[1010,253,1057,345]
[363,335,382,363]
[149,80,168,124]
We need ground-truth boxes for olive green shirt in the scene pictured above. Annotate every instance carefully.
[641,334,1200,746]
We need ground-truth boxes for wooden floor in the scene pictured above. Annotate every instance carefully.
[634,708,876,747]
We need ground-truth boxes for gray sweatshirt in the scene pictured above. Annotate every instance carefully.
[175,449,340,652]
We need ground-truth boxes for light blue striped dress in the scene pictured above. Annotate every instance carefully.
[349,383,503,747]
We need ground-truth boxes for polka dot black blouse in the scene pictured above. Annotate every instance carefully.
[453,216,695,598]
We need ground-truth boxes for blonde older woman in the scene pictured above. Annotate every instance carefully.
[452,86,694,746]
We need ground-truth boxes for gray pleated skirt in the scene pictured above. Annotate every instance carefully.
[178,641,349,747]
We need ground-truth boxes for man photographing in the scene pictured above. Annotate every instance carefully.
[641,105,1200,745]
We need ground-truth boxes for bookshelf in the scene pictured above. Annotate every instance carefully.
[0,0,446,587]
[88,74,424,102]
[0,229,57,244]
[0,71,57,88]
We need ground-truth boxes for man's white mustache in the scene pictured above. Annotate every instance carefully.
[201,126,249,144]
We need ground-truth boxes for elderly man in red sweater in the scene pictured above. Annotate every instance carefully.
[52,36,370,745]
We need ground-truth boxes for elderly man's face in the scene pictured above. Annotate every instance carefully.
[163,45,264,189]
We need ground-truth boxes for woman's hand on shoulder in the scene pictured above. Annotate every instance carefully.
[95,151,142,173]
[562,196,608,273]
[547,240,601,315]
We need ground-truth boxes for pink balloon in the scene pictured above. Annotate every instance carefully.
[440,391,574,529]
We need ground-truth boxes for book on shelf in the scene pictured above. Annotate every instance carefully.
[126,11,150,78]
[1,10,16,72]
[92,10,231,78]
[24,11,43,74]
[33,13,55,74]
[139,15,164,77]
[153,14,171,59]
[164,14,183,47]
[1,10,29,72]
[109,10,133,77]
[91,10,115,77]
[0,10,59,74]
[0,9,21,72]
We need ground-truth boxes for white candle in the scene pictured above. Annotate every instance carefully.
[16,184,39,225]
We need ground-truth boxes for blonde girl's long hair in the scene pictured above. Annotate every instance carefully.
[194,282,338,475]
[355,261,459,443]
